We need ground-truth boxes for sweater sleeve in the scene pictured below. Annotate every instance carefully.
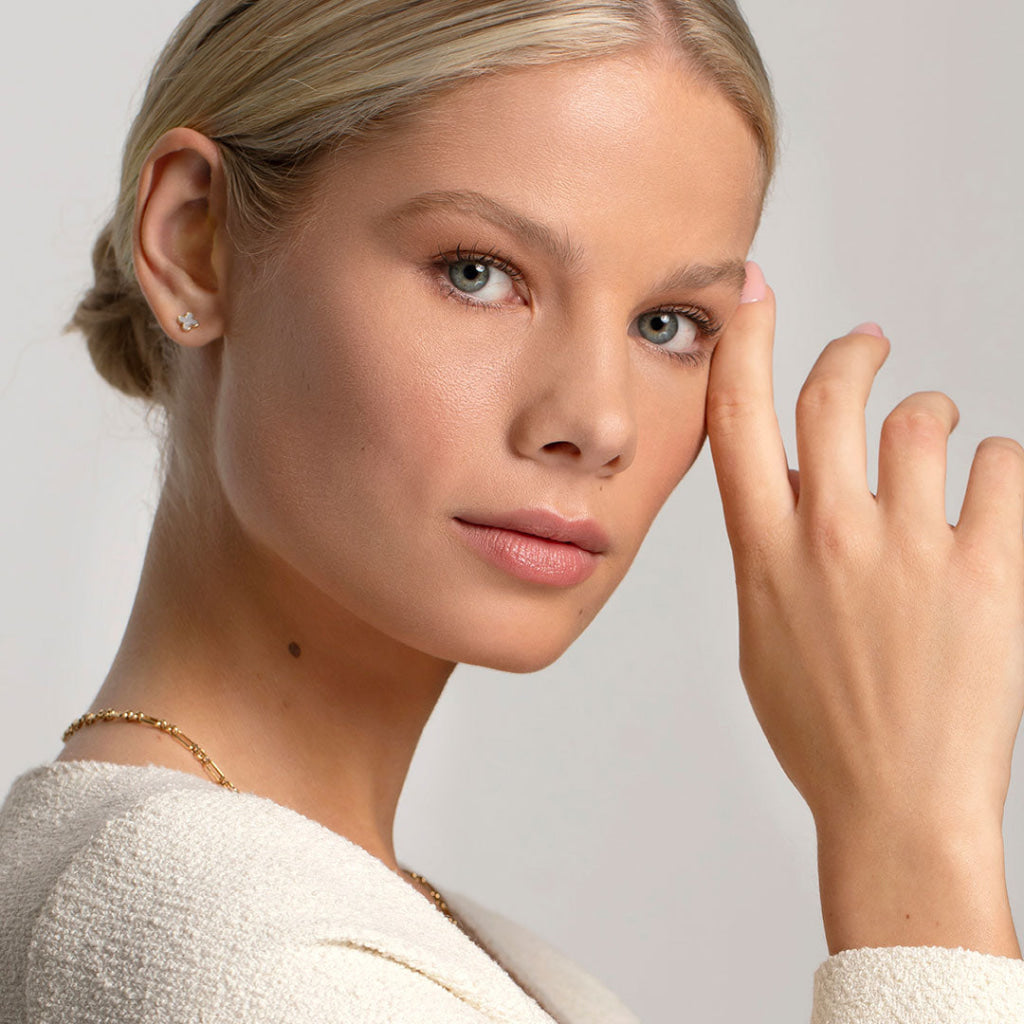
[811,946,1024,1023]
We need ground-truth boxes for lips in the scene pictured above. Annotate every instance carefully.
[453,509,610,554]
[451,508,609,588]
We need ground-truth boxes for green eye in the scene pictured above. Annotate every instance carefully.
[637,311,680,345]
[449,260,490,293]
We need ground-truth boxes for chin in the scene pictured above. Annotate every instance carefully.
[401,604,594,675]
[460,639,576,675]
[384,555,631,674]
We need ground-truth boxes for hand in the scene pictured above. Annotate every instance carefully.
[705,263,1024,956]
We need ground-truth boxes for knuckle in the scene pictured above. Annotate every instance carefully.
[953,537,1022,589]
[705,385,746,422]
[705,387,754,436]
[796,374,857,418]
[802,508,864,562]
[797,335,889,419]
[881,393,958,443]
[881,405,950,445]
[976,435,1024,468]
[888,521,949,567]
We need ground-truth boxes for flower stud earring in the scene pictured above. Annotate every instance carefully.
[177,312,200,333]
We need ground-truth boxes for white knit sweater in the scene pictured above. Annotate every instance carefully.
[1,761,1022,1023]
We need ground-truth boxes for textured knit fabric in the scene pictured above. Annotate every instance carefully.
[0,761,1022,1023]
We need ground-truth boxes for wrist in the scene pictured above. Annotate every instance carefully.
[815,811,1020,959]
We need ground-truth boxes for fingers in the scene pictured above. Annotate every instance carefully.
[794,325,891,515]
[706,263,795,552]
[956,437,1024,553]
[876,391,960,531]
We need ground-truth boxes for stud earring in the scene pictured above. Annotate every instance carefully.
[177,312,200,333]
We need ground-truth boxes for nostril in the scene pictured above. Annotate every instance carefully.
[541,441,582,458]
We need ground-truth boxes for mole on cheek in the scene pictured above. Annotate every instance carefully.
[288,642,302,658]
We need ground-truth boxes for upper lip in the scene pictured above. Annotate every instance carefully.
[455,508,610,555]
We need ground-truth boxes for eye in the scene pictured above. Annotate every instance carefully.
[632,307,721,367]
[637,310,698,350]
[449,259,490,292]
[445,255,519,305]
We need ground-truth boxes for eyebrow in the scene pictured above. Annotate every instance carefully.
[648,257,748,295]
[384,189,585,269]
[382,189,747,294]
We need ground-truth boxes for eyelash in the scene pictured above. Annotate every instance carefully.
[431,245,722,369]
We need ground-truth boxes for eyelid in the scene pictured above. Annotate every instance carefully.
[433,245,526,282]
[630,308,721,370]
[431,245,528,308]
[642,304,724,339]
[430,244,725,351]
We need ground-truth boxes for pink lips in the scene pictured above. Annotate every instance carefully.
[453,509,608,587]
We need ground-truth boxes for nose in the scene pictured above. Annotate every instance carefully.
[507,316,638,477]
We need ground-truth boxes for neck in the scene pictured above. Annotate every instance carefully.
[81,476,456,871]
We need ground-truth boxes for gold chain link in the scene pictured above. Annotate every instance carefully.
[61,708,456,922]
[404,869,456,922]
[63,709,237,790]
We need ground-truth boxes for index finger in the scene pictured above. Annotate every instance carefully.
[705,262,795,552]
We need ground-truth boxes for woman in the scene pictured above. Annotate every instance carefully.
[1,1,1022,1021]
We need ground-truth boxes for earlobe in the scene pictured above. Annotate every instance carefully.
[133,127,229,348]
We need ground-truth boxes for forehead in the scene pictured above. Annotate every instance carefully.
[319,50,763,264]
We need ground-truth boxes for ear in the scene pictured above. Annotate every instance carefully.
[133,127,230,347]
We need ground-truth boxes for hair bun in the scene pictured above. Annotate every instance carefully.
[69,222,169,401]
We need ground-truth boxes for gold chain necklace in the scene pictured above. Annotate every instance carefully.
[62,708,457,924]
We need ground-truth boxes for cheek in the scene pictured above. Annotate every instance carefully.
[648,372,710,475]
[213,267,508,538]
[626,374,710,524]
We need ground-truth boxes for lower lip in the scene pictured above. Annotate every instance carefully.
[452,519,601,587]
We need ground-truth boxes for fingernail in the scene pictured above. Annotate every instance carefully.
[739,261,767,304]
[851,321,885,337]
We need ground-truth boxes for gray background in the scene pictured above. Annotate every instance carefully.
[2,2,1021,1021]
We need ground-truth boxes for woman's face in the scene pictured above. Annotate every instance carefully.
[213,49,763,672]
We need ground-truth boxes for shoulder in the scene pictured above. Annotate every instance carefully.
[2,760,406,936]
[7,763,552,1023]
[1,760,220,1021]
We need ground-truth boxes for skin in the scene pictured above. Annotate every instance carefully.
[59,47,762,896]
[712,293,1024,956]
[58,45,1024,957]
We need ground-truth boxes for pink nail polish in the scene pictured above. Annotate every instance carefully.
[739,261,767,304]
[851,321,885,337]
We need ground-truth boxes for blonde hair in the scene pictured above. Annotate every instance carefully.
[71,0,777,405]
